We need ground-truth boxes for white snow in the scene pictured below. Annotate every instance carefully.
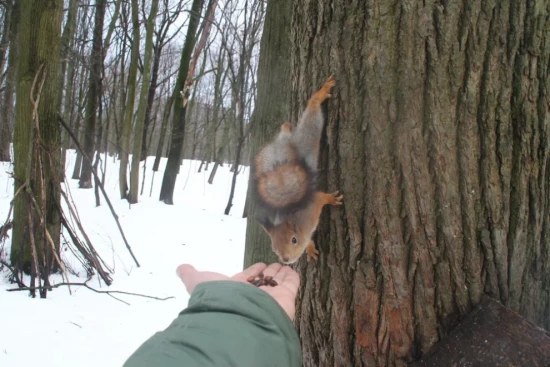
[0,150,250,367]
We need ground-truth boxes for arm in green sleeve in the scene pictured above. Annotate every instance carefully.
[123,280,303,367]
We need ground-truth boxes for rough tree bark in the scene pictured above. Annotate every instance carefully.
[282,1,550,366]
[242,0,290,267]
[11,0,63,274]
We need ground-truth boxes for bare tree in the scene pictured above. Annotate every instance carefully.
[58,0,81,170]
[129,0,160,203]
[222,0,265,215]
[79,0,106,188]
[118,0,141,199]
[158,0,205,204]
[0,0,19,162]
[140,0,186,161]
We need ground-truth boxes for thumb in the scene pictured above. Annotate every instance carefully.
[176,264,199,294]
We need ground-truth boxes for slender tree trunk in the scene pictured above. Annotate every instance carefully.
[0,0,20,162]
[118,0,140,199]
[115,14,128,158]
[79,0,106,188]
[140,46,161,161]
[58,0,80,175]
[11,0,63,276]
[152,96,174,171]
[129,0,159,203]
[242,0,290,266]
[71,3,92,179]
[158,0,204,204]
[0,0,12,87]
[281,1,550,366]
[70,65,87,179]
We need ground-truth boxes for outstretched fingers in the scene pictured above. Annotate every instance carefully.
[233,262,268,282]
[176,264,229,294]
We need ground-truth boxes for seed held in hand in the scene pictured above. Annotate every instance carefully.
[247,272,277,287]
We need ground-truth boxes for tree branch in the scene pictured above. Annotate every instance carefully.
[7,282,175,302]
[57,113,141,268]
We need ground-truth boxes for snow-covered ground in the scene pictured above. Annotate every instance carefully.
[0,150,250,367]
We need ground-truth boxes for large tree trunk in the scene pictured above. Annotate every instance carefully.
[285,1,550,366]
[11,0,63,275]
[79,0,106,188]
[242,0,290,267]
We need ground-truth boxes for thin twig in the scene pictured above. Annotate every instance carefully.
[0,182,25,254]
[57,113,140,268]
[25,185,72,292]
[7,282,175,301]
[0,259,27,288]
[27,208,43,298]
[107,293,130,305]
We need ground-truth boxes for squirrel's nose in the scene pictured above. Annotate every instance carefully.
[282,255,290,263]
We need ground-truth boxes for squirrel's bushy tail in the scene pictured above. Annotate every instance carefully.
[251,143,316,228]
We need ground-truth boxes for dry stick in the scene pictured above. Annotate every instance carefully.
[0,260,27,288]
[47,151,114,278]
[0,183,27,289]
[57,113,140,268]
[60,230,92,277]
[58,208,113,285]
[26,186,72,294]
[0,182,26,254]
[7,282,175,302]
[27,66,72,294]
[27,208,43,298]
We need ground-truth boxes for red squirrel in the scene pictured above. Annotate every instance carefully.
[251,76,343,264]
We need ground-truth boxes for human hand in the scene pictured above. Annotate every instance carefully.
[176,262,300,321]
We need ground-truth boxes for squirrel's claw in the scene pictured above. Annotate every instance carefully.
[306,242,319,261]
[329,190,344,206]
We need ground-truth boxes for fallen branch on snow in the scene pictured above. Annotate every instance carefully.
[57,112,140,268]
[6,282,175,303]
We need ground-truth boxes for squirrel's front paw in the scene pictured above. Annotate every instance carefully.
[306,242,319,261]
[328,190,344,206]
[312,75,335,104]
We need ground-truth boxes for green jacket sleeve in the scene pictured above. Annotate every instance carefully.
[123,280,303,367]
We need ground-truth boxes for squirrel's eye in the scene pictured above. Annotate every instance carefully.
[291,237,297,244]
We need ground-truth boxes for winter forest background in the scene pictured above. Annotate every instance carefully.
[1,0,550,366]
